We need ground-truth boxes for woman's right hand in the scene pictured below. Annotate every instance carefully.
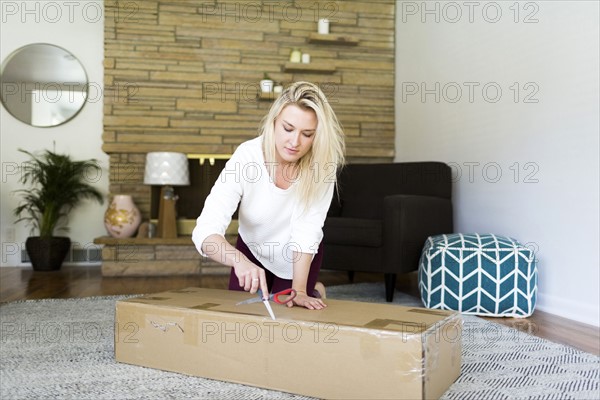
[233,261,269,299]
[201,234,270,299]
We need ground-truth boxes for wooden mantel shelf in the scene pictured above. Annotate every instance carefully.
[94,223,238,277]
[94,236,193,246]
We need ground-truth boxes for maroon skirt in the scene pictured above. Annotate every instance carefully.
[228,235,324,297]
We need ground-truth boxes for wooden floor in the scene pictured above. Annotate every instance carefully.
[1,266,598,356]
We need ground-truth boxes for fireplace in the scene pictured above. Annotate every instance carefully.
[149,154,234,235]
[95,153,238,276]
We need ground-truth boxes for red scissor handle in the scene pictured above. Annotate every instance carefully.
[272,288,297,305]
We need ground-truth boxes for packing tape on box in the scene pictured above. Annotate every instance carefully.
[183,303,223,346]
[130,296,172,302]
[422,315,463,379]
[183,314,198,345]
[357,324,425,378]
[190,303,221,310]
[190,302,266,318]
[407,308,453,317]
[363,318,427,333]
[122,296,173,329]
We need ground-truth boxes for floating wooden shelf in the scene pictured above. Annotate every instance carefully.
[257,91,281,101]
[283,62,336,74]
[308,33,359,45]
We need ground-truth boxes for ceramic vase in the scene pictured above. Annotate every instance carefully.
[104,195,141,238]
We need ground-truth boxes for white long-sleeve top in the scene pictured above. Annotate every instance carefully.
[192,136,334,279]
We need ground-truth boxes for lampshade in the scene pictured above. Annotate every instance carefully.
[143,152,190,186]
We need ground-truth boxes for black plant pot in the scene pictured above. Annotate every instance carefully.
[25,236,71,271]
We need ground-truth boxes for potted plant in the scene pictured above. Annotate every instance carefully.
[13,148,104,271]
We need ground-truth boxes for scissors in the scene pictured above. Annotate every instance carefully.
[236,288,297,320]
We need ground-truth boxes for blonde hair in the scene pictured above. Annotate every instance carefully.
[259,81,345,208]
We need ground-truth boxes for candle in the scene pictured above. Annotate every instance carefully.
[318,18,329,34]
[301,53,310,64]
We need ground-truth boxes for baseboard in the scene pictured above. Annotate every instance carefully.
[536,292,600,327]
[21,248,102,264]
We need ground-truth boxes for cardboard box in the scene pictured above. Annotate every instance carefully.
[115,288,462,400]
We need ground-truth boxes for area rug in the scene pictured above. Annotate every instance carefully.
[1,283,598,400]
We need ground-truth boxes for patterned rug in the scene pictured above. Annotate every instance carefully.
[1,283,598,400]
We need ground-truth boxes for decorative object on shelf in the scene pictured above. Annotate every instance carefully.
[273,83,283,94]
[136,222,150,238]
[136,221,156,238]
[259,73,274,93]
[318,18,330,34]
[289,48,302,63]
[104,195,142,239]
[301,53,311,64]
[144,152,190,238]
[13,148,103,271]
[148,222,156,238]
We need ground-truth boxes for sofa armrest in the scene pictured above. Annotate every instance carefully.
[383,195,453,273]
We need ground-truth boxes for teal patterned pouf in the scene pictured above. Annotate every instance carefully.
[418,233,538,317]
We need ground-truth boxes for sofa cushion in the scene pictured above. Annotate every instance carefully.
[323,218,382,248]
[341,198,381,219]
[334,162,452,219]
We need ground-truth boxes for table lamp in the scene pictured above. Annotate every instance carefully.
[143,152,190,238]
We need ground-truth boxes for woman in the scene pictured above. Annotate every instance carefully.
[192,81,345,310]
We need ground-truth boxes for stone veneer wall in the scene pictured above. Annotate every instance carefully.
[104,0,396,219]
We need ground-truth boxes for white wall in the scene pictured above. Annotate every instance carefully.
[1,0,107,266]
[395,1,599,326]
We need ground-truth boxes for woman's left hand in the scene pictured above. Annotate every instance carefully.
[287,292,327,310]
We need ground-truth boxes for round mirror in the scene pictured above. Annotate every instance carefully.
[0,44,88,128]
